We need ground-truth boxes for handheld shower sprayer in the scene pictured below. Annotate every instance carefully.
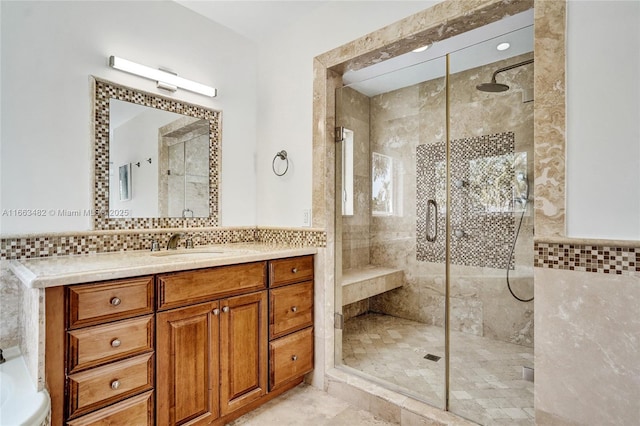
[516,171,529,206]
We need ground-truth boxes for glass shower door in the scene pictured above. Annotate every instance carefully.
[447,26,535,425]
[335,55,448,409]
[333,23,535,425]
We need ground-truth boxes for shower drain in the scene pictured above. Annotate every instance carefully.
[424,354,441,362]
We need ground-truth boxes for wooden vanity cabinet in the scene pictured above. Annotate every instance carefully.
[45,276,156,425]
[268,256,314,391]
[156,291,268,425]
[156,262,269,425]
[46,255,314,426]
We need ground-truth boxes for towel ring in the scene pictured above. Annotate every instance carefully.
[272,150,289,176]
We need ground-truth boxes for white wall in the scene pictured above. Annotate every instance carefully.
[5,0,635,238]
[254,1,439,227]
[566,0,640,240]
[253,0,640,238]
[0,0,257,234]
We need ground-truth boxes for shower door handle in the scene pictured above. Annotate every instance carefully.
[426,199,437,242]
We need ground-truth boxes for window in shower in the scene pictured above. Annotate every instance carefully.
[372,152,404,217]
[342,128,354,216]
[372,152,393,215]
[468,151,528,213]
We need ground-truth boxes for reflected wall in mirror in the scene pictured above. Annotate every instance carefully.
[93,77,220,230]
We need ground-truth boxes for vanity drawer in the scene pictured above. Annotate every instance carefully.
[157,261,267,310]
[269,327,313,391]
[67,315,154,373]
[66,391,154,426]
[269,281,313,339]
[66,353,154,419]
[269,256,314,287]
[68,277,154,329]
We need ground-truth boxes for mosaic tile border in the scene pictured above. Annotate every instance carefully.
[256,228,327,247]
[92,77,221,230]
[0,228,326,260]
[534,242,640,275]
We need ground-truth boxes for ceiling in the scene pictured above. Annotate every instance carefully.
[344,10,534,96]
[174,1,330,42]
[174,1,534,96]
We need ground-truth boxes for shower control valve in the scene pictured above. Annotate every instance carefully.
[453,179,467,189]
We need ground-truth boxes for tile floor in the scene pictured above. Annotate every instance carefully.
[229,383,396,425]
[342,313,534,426]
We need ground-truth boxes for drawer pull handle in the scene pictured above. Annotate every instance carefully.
[110,297,121,306]
[111,380,120,390]
[291,306,298,313]
[212,308,220,315]
[111,339,121,348]
[291,355,298,361]
[222,306,229,313]
[291,268,298,274]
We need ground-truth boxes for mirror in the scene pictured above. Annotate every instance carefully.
[109,100,210,218]
[93,77,220,230]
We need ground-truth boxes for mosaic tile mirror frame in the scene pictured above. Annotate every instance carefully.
[92,77,221,230]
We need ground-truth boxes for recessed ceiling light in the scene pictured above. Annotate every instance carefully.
[497,42,511,51]
[412,45,430,53]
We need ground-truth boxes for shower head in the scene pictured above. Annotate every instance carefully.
[476,58,534,93]
[476,79,509,92]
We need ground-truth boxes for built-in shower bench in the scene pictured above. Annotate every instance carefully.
[341,265,403,305]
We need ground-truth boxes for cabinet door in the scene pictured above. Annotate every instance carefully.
[156,301,220,426]
[219,291,268,416]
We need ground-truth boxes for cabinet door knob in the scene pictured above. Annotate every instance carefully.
[291,355,298,361]
[222,306,229,313]
[291,268,298,274]
[111,338,121,348]
[291,306,298,313]
[110,297,121,306]
[111,379,120,390]
[212,308,220,315]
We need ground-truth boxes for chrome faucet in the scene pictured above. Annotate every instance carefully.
[166,233,186,250]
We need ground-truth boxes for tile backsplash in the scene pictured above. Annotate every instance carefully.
[0,227,326,260]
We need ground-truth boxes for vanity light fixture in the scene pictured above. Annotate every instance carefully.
[108,56,217,97]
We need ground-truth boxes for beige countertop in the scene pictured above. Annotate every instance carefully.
[10,243,318,288]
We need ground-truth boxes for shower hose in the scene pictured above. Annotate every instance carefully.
[506,184,534,303]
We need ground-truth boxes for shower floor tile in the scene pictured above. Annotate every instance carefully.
[342,313,534,425]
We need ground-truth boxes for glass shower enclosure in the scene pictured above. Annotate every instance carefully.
[334,23,535,426]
